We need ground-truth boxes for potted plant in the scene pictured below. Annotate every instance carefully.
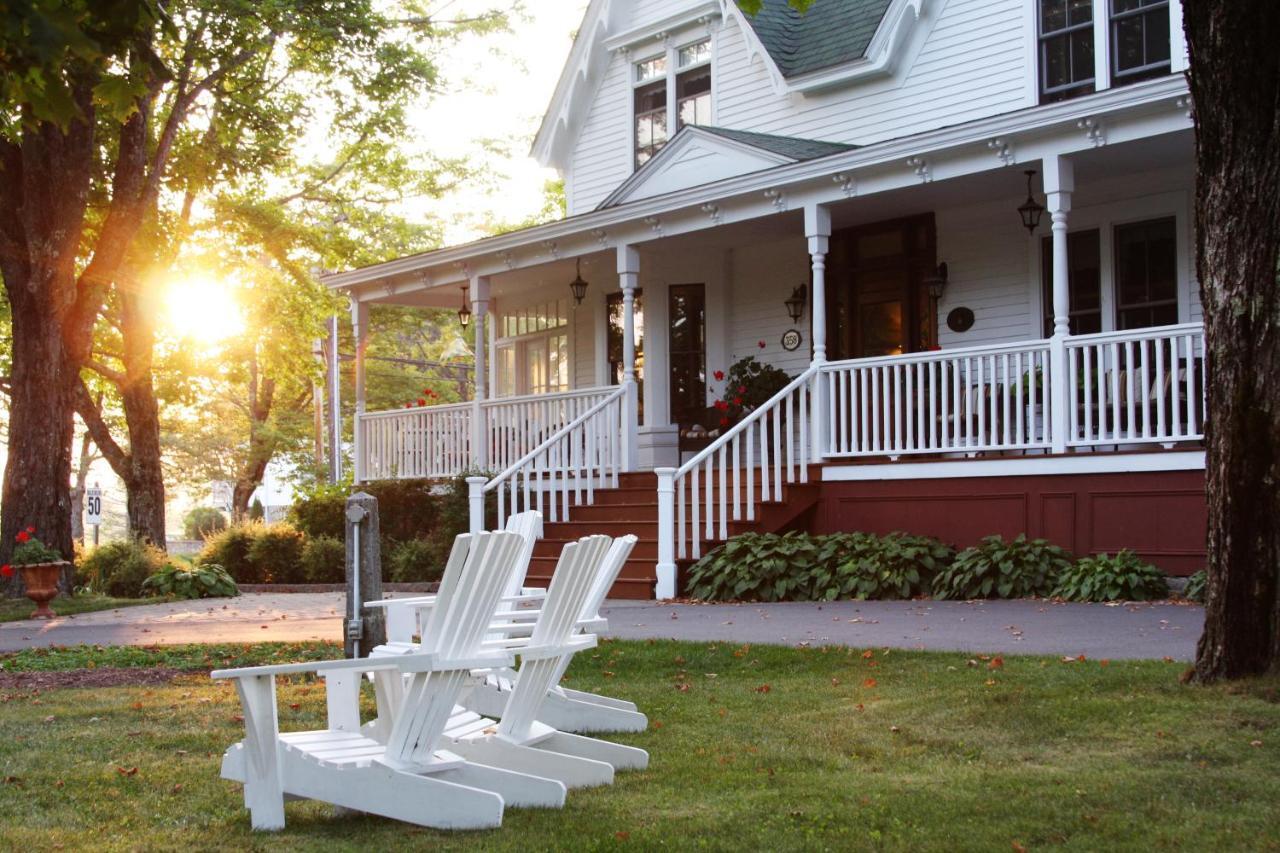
[1,527,69,619]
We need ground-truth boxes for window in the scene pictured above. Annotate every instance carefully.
[1039,0,1096,103]
[495,299,571,397]
[1110,0,1171,85]
[668,284,706,427]
[1115,218,1178,330]
[607,290,644,419]
[1041,229,1103,336]
[633,38,712,169]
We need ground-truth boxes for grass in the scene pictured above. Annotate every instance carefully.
[0,593,151,623]
[1,640,1278,851]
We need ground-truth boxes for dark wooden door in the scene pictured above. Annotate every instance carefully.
[826,213,937,360]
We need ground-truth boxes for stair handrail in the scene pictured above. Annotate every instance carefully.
[470,385,628,533]
[655,364,821,599]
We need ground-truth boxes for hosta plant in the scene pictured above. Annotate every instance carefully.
[142,561,239,600]
[1182,569,1207,603]
[819,532,954,601]
[1052,550,1169,602]
[686,532,833,602]
[933,534,1072,600]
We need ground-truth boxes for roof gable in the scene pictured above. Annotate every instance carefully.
[745,0,893,79]
[598,126,856,209]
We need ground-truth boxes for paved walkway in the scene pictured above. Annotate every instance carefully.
[0,593,1203,660]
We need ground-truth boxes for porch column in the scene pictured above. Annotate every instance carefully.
[470,275,490,470]
[349,298,369,483]
[805,204,832,462]
[1044,155,1074,454]
[327,315,342,483]
[617,245,640,472]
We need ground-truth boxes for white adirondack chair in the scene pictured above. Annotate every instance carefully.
[213,531,566,832]
[366,510,544,648]
[444,535,650,788]
[463,534,649,733]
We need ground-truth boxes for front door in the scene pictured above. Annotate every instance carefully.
[826,213,937,360]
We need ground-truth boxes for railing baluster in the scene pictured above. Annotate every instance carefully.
[718,446,728,542]
[732,434,742,520]
[1155,335,1167,440]
[1139,338,1151,439]
[771,403,782,501]
[691,462,701,559]
[746,421,756,522]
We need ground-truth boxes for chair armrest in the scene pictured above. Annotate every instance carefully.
[211,656,403,680]
[519,634,597,661]
[364,595,437,610]
[212,649,516,680]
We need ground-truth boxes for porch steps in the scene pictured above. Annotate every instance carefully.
[525,468,823,599]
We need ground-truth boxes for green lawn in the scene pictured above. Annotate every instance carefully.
[0,593,151,623]
[1,641,1277,851]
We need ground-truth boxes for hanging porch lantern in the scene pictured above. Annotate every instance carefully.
[569,258,589,305]
[1018,169,1045,234]
[457,285,471,329]
[925,262,949,300]
[784,284,807,324]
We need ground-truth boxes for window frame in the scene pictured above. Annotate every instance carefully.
[1113,216,1180,331]
[630,33,714,171]
[1109,0,1172,86]
[494,298,572,398]
[1037,0,1098,103]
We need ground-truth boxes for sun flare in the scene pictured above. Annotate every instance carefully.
[165,275,245,344]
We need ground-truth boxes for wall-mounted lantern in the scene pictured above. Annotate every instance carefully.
[784,284,807,324]
[925,262,950,300]
[1018,169,1045,234]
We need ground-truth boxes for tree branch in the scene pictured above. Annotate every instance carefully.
[71,380,131,476]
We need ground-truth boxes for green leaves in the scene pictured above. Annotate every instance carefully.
[1051,551,1169,603]
[933,534,1073,600]
[141,561,238,600]
[735,0,816,15]
[1182,569,1207,603]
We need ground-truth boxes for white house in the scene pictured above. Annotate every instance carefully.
[325,0,1206,599]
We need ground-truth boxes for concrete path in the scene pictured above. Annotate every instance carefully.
[0,593,1203,660]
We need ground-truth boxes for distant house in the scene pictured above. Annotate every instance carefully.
[325,0,1204,599]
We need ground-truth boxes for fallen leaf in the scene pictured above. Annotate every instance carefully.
[675,683,690,693]
[1250,740,1263,748]
[861,649,874,659]
[988,657,1004,670]
[43,715,55,723]
[855,703,865,711]
[231,714,245,723]
[115,767,139,777]
[985,679,997,687]
[288,703,301,711]
[890,726,900,733]
[172,783,184,794]
[755,684,771,694]
[831,677,841,686]
[55,780,64,789]
[615,831,630,841]
[1012,842,1028,853]
[863,678,877,688]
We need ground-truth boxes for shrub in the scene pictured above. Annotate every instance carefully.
[249,498,265,521]
[1182,569,1207,603]
[387,538,447,584]
[78,540,167,598]
[819,532,954,601]
[247,523,306,584]
[687,531,953,602]
[288,480,348,540]
[143,561,238,600]
[1053,550,1169,602]
[183,507,228,540]
[198,525,260,584]
[933,534,1073,600]
[289,478,443,544]
[300,536,346,584]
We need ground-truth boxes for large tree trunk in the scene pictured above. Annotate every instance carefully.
[70,430,97,545]
[1185,0,1280,681]
[231,358,277,521]
[117,279,167,547]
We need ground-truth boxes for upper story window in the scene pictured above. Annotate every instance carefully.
[1039,0,1096,103]
[1110,0,1171,85]
[634,38,712,169]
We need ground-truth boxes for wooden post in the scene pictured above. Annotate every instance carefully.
[806,203,831,461]
[1044,155,1074,454]
[655,467,676,600]
[471,275,490,471]
[350,299,369,483]
[467,476,487,535]
[344,491,385,658]
[617,245,640,472]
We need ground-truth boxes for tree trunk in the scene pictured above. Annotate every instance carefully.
[1185,0,1280,680]
[117,279,167,547]
[231,358,277,521]
[70,430,97,545]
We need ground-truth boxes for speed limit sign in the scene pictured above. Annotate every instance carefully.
[85,486,103,526]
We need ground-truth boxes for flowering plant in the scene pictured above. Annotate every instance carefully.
[404,387,442,409]
[2,526,64,578]
[707,356,791,429]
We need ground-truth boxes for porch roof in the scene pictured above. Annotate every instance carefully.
[322,75,1191,305]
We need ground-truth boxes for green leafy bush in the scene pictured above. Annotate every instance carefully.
[818,532,954,601]
[198,525,260,583]
[249,498,265,521]
[247,523,306,584]
[933,535,1073,600]
[387,538,447,583]
[687,531,953,602]
[288,480,349,540]
[142,561,238,599]
[78,540,167,598]
[300,535,346,584]
[1182,569,1207,603]
[182,507,227,540]
[1052,550,1169,602]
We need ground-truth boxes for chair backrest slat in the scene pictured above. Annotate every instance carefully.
[501,510,543,598]
[530,535,610,648]
[579,535,637,623]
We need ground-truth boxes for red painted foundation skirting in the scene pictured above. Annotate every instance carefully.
[813,468,1207,575]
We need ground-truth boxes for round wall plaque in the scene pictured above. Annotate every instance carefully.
[781,329,803,351]
[946,307,975,333]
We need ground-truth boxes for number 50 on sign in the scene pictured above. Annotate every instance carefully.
[86,487,103,526]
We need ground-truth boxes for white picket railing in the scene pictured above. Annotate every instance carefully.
[658,366,819,573]
[481,387,619,474]
[1064,323,1206,449]
[471,386,628,533]
[820,339,1055,458]
[357,401,473,481]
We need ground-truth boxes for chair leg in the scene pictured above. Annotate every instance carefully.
[537,691,648,734]
[450,737,614,788]
[233,675,286,831]
[559,687,639,713]
[537,730,649,771]
[441,762,567,809]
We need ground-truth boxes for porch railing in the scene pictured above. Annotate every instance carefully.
[357,401,473,481]
[481,387,621,474]
[470,385,628,533]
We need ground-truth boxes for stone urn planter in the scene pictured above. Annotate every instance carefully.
[19,561,68,620]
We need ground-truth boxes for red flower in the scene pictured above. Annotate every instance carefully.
[15,531,30,544]
[24,526,34,534]
[719,417,730,427]
[0,564,11,578]
[417,398,426,407]
[713,400,728,411]
[738,385,746,394]
[758,340,766,349]
[713,370,725,381]
[733,397,743,406]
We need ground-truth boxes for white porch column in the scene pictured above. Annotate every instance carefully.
[349,298,369,483]
[327,315,342,483]
[805,203,832,462]
[617,245,640,471]
[1044,155,1074,454]
[470,275,491,470]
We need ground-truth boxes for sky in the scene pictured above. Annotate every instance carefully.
[413,2,591,244]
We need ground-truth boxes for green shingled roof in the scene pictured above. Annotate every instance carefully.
[744,0,893,79]
[697,126,858,160]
